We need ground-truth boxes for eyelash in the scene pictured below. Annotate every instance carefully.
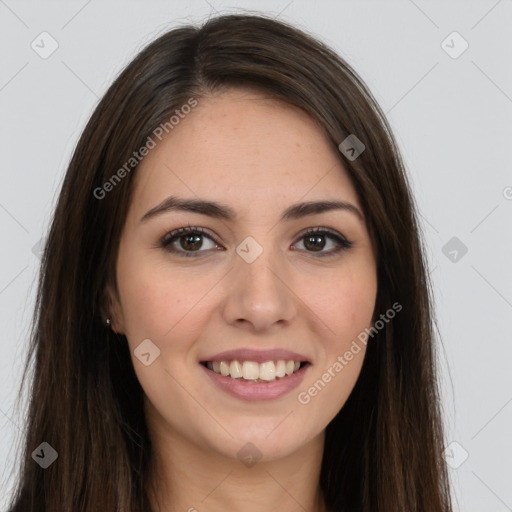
[159,225,353,258]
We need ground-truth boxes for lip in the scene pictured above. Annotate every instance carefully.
[200,348,311,364]
[200,361,311,401]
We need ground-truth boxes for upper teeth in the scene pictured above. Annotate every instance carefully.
[206,360,301,381]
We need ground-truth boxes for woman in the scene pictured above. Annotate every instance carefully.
[7,13,453,512]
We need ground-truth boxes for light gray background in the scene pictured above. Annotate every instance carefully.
[1,1,511,510]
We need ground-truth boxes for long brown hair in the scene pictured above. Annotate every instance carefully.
[7,13,453,511]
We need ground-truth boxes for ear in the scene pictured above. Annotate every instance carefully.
[100,280,125,335]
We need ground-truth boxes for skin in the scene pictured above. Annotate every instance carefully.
[107,88,378,512]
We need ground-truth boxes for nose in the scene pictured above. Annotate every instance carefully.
[220,244,297,332]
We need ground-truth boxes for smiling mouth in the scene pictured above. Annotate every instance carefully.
[200,359,310,383]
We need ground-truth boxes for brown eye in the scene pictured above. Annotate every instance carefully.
[303,233,326,252]
[160,227,221,257]
[160,226,353,259]
[294,228,353,257]
[179,233,203,251]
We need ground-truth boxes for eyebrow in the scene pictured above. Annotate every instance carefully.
[140,195,364,224]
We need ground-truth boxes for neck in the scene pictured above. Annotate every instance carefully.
[145,409,328,512]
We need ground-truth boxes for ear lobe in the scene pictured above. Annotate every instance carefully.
[101,282,125,335]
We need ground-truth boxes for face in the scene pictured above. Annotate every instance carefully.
[108,88,378,463]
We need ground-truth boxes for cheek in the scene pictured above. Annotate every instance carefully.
[118,274,170,341]
[293,258,377,417]
[117,254,207,341]
[303,261,377,350]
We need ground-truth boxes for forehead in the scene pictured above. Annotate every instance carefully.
[129,88,361,220]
